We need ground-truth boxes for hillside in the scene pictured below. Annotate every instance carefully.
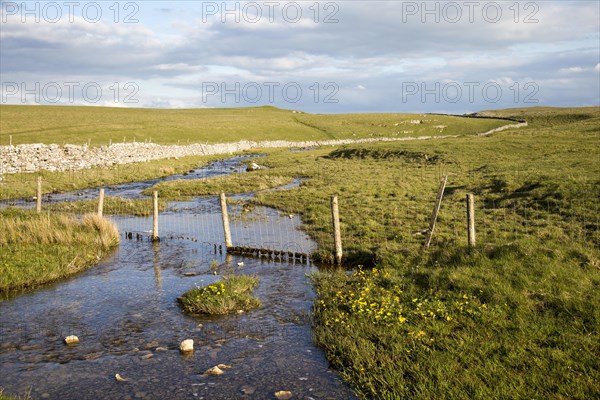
[0,105,510,146]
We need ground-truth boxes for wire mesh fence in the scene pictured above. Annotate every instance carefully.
[1,176,598,266]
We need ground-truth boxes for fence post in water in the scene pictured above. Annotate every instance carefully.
[152,191,159,242]
[36,176,42,213]
[331,195,343,265]
[467,193,476,247]
[98,188,105,217]
[423,175,448,249]
[219,193,232,249]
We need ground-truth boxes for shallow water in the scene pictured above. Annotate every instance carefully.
[0,159,355,399]
[1,155,255,207]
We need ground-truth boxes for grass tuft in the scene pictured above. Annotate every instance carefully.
[178,275,261,315]
[0,209,120,292]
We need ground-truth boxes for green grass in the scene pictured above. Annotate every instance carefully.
[0,105,510,146]
[1,105,598,398]
[0,209,120,292]
[48,196,167,216]
[144,172,294,198]
[235,106,599,398]
[0,154,222,200]
[0,387,30,400]
[178,275,261,315]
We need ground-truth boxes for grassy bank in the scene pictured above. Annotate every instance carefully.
[145,172,294,198]
[0,154,222,200]
[178,275,260,315]
[0,209,120,292]
[242,107,599,398]
[0,105,510,146]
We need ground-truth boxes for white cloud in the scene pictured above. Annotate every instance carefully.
[560,67,585,73]
[1,0,598,112]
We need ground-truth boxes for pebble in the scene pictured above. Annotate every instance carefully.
[180,339,194,353]
[275,391,293,400]
[64,335,79,345]
[204,366,224,376]
[241,386,256,395]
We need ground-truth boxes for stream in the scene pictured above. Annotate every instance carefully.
[0,157,355,400]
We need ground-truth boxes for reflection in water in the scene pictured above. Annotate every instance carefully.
[152,242,162,291]
[0,158,355,400]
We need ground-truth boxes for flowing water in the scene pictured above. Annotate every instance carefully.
[0,158,355,399]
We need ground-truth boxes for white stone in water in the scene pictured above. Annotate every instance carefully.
[64,335,79,345]
[275,391,293,400]
[204,366,224,376]
[246,162,260,171]
[179,339,194,353]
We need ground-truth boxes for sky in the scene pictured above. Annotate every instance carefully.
[1,0,599,113]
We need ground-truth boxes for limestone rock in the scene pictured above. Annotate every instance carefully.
[246,162,260,171]
[64,335,79,345]
[179,339,194,353]
[115,373,129,382]
[204,366,224,376]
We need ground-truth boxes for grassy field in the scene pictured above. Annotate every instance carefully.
[0,209,119,293]
[238,106,598,398]
[1,105,598,398]
[0,105,511,146]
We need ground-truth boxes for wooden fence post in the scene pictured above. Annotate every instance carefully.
[36,176,42,213]
[98,188,105,217]
[219,193,232,249]
[152,191,159,241]
[467,193,476,247]
[423,175,448,249]
[331,195,343,265]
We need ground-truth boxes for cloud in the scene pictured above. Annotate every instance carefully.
[1,0,598,113]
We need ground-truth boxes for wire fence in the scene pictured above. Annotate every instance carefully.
[1,178,598,266]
